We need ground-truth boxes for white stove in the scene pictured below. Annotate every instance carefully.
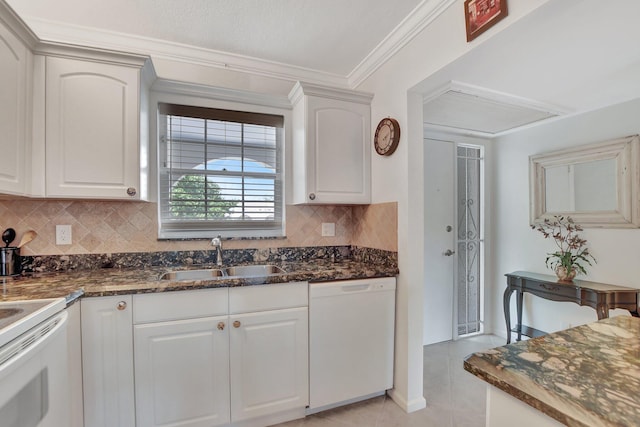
[0,297,69,427]
[0,298,66,348]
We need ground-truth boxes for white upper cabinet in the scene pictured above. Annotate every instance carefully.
[42,54,152,200]
[0,3,34,196]
[289,82,373,205]
[0,3,154,200]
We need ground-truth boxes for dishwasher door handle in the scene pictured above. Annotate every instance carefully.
[341,284,370,292]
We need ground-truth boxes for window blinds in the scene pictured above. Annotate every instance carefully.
[158,103,284,239]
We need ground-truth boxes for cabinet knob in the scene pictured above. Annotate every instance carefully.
[308,193,316,200]
[217,322,225,330]
[117,301,127,311]
[126,187,137,197]
[233,320,241,328]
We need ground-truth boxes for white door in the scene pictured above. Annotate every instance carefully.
[423,138,456,345]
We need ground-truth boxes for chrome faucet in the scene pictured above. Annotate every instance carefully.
[211,235,223,266]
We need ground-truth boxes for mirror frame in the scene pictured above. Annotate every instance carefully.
[530,134,640,228]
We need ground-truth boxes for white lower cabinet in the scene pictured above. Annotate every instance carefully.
[230,307,309,423]
[131,282,308,427]
[134,315,231,427]
[133,288,229,427]
[81,295,135,427]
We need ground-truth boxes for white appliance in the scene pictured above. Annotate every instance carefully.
[0,298,69,427]
[309,277,396,411]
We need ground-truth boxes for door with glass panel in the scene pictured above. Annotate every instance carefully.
[423,139,484,344]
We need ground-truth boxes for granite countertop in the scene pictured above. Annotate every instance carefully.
[0,259,398,303]
[464,316,640,427]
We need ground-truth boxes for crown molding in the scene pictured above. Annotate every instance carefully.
[424,81,571,116]
[288,81,374,106]
[152,79,292,110]
[33,39,151,68]
[18,0,454,91]
[348,0,456,88]
[0,1,39,48]
[20,16,350,88]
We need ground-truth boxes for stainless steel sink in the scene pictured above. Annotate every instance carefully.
[160,265,286,282]
[160,269,225,281]
[223,265,285,277]
[224,264,286,285]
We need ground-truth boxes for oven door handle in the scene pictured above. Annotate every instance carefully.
[0,310,68,370]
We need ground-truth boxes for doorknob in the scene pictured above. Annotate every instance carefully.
[443,249,455,256]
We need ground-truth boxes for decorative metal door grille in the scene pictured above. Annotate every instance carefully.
[456,145,483,336]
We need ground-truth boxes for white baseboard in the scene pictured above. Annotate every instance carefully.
[387,389,426,413]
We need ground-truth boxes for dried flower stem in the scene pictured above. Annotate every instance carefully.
[531,215,596,276]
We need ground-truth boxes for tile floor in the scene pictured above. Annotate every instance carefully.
[274,334,505,427]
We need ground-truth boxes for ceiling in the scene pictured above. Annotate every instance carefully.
[5,0,427,80]
[416,0,640,135]
[6,0,640,135]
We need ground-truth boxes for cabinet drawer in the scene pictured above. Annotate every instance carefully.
[522,279,578,300]
[229,282,308,314]
[133,288,228,324]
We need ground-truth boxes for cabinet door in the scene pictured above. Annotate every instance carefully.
[0,19,31,195]
[66,302,84,427]
[81,296,135,427]
[303,97,371,204]
[45,56,141,199]
[134,316,231,427]
[230,307,308,422]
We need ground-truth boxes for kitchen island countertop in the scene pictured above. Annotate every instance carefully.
[1,259,398,302]
[464,315,640,427]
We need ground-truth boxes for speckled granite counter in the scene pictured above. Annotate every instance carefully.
[0,259,398,302]
[464,315,640,427]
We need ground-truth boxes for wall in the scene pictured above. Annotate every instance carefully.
[0,200,396,256]
[356,0,550,412]
[490,98,640,337]
[0,0,549,414]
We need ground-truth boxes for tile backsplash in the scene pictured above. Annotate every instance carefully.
[353,203,397,252]
[0,200,397,255]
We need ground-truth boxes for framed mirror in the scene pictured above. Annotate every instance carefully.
[530,135,640,228]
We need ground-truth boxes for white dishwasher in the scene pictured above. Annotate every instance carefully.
[309,277,396,411]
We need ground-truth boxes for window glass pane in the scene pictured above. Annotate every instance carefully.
[456,145,483,337]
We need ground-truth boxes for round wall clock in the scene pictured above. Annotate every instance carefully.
[374,117,400,156]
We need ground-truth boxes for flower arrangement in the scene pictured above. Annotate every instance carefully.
[531,215,596,281]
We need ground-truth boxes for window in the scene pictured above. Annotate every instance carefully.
[456,144,484,337]
[158,103,284,239]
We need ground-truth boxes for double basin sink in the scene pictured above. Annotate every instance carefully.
[160,264,286,285]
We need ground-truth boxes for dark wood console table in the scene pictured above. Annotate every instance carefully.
[504,271,639,343]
